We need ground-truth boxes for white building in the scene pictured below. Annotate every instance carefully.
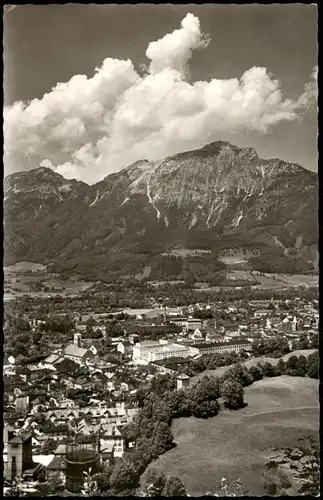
[117,340,133,356]
[170,317,187,327]
[189,328,203,340]
[133,341,190,364]
[185,318,202,331]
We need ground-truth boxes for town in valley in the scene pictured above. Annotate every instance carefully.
[3,4,319,497]
[3,265,319,496]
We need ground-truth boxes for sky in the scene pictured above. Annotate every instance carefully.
[3,4,318,184]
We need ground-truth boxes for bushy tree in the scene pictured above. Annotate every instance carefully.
[259,361,276,377]
[276,358,286,376]
[310,332,319,349]
[105,323,124,338]
[141,468,167,496]
[191,399,220,419]
[149,373,176,396]
[163,390,191,419]
[110,460,140,493]
[151,421,174,456]
[252,338,265,357]
[296,355,308,377]
[190,375,221,403]
[306,351,319,379]
[135,386,150,408]
[298,332,310,350]
[92,471,112,493]
[284,355,300,377]
[222,379,244,410]
[162,476,187,496]
[193,309,214,320]
[225,363,251,387]
[248,365,263,383]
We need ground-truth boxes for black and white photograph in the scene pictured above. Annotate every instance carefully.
[3,4,319,497]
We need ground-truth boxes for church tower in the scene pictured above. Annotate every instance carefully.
[74,333,82,348]
[292,316,297,332]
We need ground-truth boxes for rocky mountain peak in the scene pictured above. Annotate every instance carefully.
[4,140,317,278]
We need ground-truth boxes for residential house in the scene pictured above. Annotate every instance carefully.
[129,333,140,345]
[117,340,133,356]
[254,309,272,318]
[46,455,66,478]
[100,425,125,458]
[189,328,203,340]
[42,424,69,441]
[99,441,114,464]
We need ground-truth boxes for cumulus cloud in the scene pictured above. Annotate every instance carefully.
[4,13,318,184]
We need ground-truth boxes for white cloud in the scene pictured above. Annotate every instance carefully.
[4,13,317,184]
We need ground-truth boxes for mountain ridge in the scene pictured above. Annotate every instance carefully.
[4,141,318,282]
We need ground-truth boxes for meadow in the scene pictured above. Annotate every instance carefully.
[147,376,319,496]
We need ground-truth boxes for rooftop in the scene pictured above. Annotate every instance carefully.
[150,357,190,366]
[9,432,32,443]
[64,345,88,358]
[54,443,67,455]
[192,339,252,349]
[47,456,66,471]
[44,354,64,365]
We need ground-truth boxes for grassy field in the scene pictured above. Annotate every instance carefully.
[251,272,318,288]
[219,270,319,289]
[4,272,94,299]
[146,376,319,496]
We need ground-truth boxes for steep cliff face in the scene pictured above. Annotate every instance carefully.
[4,141,318,279]
[122,141,317,238]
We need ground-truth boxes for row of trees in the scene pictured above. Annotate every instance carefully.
[251,336,290,358]
[252,332,318,358]
[180,350,248,377]
[6,280,317,320]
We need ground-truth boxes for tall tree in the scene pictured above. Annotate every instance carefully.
[110,460,140,493]
[298,332,310,350]
[221,379,244,410]
[306,351,319,379]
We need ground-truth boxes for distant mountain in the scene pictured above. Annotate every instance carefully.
[4,141,318,282]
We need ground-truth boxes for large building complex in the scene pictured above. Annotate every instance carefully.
[188,339,252,356]
[133,341,190,364]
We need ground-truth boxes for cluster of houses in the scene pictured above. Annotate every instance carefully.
[3,295,318,492]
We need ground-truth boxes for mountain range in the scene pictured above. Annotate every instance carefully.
[4,141,318,283]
